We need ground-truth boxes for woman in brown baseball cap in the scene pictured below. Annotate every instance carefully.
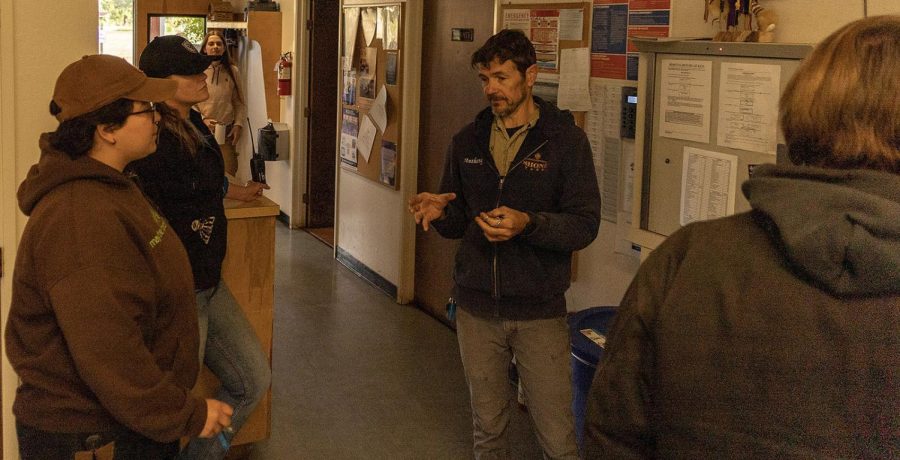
[6,54,232,459]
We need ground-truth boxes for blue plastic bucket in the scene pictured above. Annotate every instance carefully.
[569,306,617,450]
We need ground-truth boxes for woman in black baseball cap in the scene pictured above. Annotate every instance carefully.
[129,35,271,460]
[140,34,217,78]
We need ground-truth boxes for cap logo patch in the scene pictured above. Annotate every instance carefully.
[181,40,199,54]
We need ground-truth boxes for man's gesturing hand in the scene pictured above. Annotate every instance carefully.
[408,192,456,231]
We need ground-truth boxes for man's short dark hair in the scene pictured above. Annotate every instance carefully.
[471,29,537,76]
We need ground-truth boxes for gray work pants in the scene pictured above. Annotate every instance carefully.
[456,307,578,460]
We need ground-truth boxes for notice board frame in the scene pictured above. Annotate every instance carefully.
[629,40,812,252]
[495,2,592,75]
[494,2,592,126]
[338,3,404,189]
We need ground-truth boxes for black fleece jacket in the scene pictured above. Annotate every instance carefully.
[127,110,227,290]
[432,97,601,320]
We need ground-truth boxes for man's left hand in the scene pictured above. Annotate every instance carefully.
[475,206,530,242]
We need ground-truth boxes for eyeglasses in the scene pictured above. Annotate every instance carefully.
[128,102,158,117]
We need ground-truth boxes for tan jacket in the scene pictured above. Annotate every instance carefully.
[197,63,246,127]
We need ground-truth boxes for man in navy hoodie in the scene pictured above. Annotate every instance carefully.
[409,29,600,459]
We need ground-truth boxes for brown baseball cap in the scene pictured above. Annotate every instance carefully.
[51,54,177,122]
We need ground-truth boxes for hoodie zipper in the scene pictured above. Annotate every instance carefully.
[492,176,504,300]
[490,140,548,301]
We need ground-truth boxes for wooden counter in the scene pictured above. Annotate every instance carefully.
[194,196,279,445]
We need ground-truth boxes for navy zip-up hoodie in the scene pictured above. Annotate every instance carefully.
[433,97,601,320]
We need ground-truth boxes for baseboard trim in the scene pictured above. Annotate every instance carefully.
[335,246,398,300]
[277,211,290,226]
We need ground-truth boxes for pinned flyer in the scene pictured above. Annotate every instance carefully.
[369,86,388,132]
[361,7,378,46]
[343,8,360,57]
[357,115,377,163]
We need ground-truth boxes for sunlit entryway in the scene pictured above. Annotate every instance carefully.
[98,0,134,62]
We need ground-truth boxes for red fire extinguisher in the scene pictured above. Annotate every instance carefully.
[277,52,292,96]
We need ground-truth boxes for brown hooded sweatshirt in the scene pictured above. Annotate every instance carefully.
[5,134,207,442]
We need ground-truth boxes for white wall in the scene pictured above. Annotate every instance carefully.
[0,1,98,456]
[232,0,298,224]
[869,0,899,16]
[263,0,296,223]
[336,0,422,303]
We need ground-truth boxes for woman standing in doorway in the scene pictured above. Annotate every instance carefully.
[130,35,271,460]
[198,30,247,176]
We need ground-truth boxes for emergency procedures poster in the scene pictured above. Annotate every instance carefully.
[591,0,670,80]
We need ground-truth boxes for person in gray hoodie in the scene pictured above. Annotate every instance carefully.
[7,55,233,460]
[584,15,900,459]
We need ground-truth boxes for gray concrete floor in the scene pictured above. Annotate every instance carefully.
[249,224,543,459]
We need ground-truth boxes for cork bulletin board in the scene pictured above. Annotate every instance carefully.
[338,4,403,189]
[496,2,592,126]
[496,2,592,74]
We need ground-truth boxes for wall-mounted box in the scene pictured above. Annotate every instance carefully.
[451,28,475,42]
[258,122,289,161]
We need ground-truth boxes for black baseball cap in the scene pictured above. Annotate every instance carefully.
[139,35,215,78]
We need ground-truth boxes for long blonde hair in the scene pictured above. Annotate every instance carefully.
[780,15,900,173]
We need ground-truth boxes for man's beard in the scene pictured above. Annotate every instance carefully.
[491,92,525,118]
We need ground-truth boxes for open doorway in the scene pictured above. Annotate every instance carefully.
[98,1,208,62]
[303,0,339,247]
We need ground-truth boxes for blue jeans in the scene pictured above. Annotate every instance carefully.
[179,281,271,460]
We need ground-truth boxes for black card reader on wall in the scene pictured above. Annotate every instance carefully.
[621,86,638,139]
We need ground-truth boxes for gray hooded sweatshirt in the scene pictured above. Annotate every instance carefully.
[585,163,899,459]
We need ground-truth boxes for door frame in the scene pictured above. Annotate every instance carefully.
[289,0,311,228]
[0,0,18,454]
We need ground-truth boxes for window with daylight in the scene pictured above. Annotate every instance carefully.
[98,0,135,63]
[148,14,207,49]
